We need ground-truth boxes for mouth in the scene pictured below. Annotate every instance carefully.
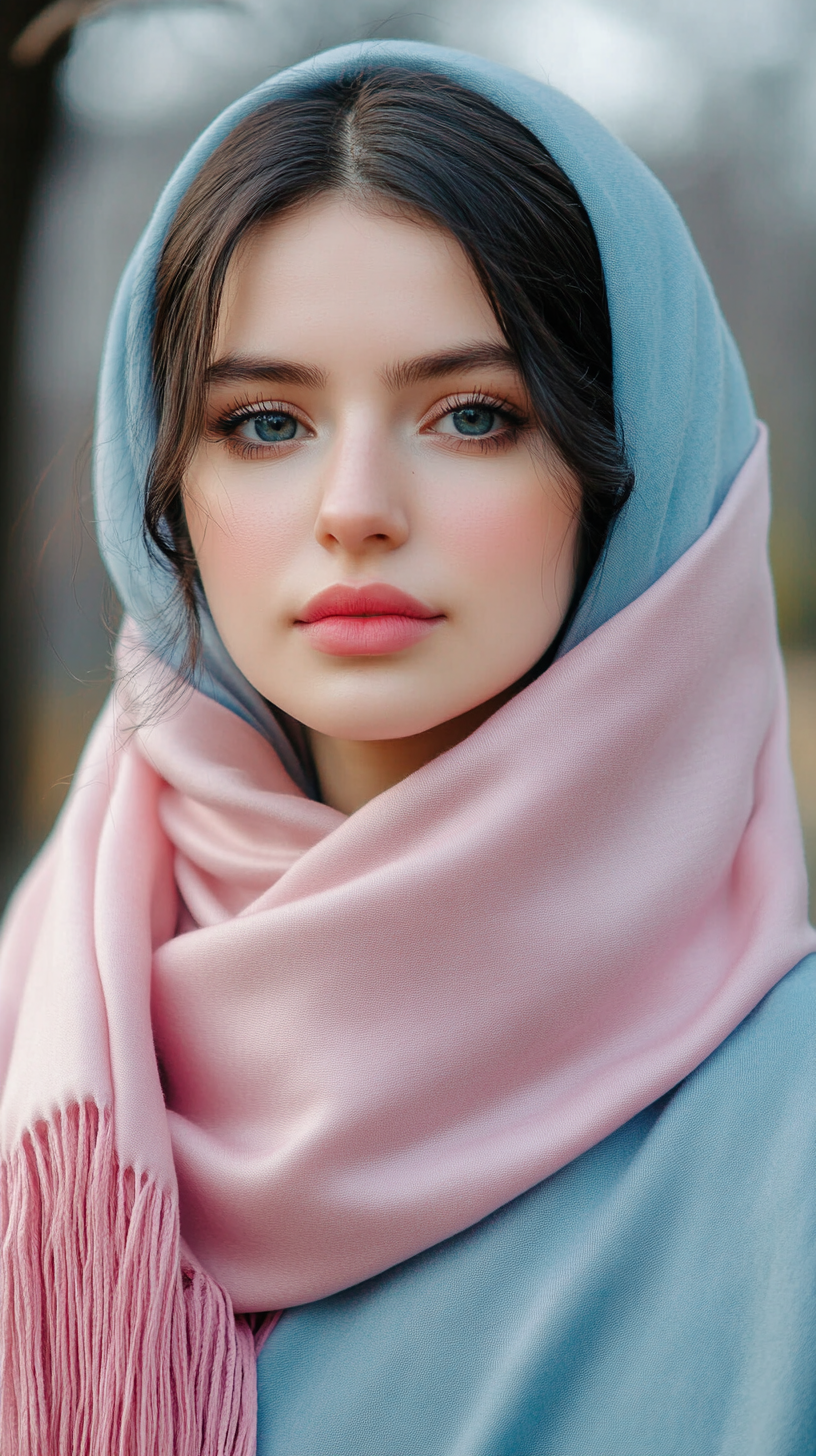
[295,583,444,657]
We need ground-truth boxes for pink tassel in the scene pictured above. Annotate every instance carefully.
[0,1103,259,1455]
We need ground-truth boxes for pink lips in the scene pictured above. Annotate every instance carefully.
[296,584,443,656]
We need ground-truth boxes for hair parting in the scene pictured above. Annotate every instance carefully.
[146,67,634,671]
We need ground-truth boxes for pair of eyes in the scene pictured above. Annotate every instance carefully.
[228,401,518,447]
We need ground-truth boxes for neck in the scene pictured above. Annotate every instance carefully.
[307,688,516,815]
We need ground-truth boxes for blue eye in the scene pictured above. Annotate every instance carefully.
[451,406,497,436]
[250,411,298,442]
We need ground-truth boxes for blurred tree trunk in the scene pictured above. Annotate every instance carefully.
[0,5,71,899]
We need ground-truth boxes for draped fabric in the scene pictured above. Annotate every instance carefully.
[1,38,812,1456]
[256,955,816,1456]
[93,40,757,778]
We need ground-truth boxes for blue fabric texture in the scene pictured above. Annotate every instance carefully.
[92,40,757,794]
[256,954,816,1456]
[91,42,805,1449]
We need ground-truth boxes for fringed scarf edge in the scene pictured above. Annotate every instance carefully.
[0,1101,274,1456]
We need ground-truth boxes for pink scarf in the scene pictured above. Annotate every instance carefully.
[1,429,813,1451]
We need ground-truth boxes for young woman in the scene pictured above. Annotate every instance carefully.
[1,40,814,1456]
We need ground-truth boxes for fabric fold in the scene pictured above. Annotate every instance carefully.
[1,37,813,1455]
[2,430,812,1343]
[0,1102,258,1455]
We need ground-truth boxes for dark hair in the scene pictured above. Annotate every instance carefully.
[148,67,633,666]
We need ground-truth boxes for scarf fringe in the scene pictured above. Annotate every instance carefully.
[0,1102,258,1455]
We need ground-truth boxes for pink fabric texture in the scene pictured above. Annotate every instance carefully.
[0,430,814,1444]
[0,1104,263,1455]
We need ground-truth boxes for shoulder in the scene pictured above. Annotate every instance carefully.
[592,953,816,1224]
[256,959,816,1456]
[676,952,816,1133]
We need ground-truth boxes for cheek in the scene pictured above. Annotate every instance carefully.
[428,470,578,608]
[183,460,305,608]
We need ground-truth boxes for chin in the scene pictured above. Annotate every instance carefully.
[281,693,469,743]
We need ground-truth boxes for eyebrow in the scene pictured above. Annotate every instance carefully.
[204,356,327,389]
[204,342,519,393]
[381,342,520,391]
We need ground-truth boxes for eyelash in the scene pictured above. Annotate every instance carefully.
[429,393,528,453]
[209,398,301,460]
[210,391,529,460]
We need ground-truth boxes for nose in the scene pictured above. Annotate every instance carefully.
[314,422,409,557]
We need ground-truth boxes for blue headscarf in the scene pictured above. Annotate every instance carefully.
[94,40,756,793]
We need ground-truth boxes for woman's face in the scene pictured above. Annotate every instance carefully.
[184,196,579,743]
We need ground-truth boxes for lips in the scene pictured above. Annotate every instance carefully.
[295,584,443,657]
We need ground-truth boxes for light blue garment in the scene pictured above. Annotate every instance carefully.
[92,40,756,793]
[257,953,816,1456]
[91,43,796,1447]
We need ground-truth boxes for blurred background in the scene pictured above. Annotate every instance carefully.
[1,0,814,910]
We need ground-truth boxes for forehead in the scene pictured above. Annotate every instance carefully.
[213,194,503,364]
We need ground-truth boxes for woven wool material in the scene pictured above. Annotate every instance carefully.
[2,430,812,1320]
[92,40,758,783]
[1,42,813,1453]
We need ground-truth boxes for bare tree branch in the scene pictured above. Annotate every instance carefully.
[10,0,111,66]
[11,0,239,67]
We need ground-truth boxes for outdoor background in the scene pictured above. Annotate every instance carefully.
[1,0,814,910]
